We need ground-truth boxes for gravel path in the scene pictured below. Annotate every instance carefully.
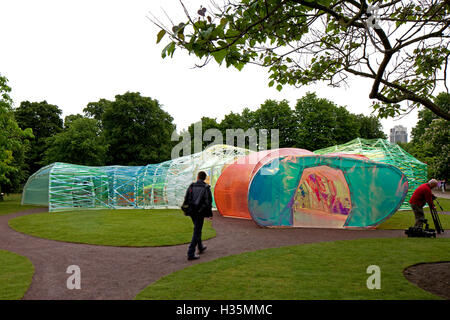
[433,190,450,199]
[0,208,447,300]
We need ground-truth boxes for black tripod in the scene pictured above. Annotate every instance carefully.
[432,199,445,234]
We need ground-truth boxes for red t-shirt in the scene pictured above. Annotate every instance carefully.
[409,183,434,208]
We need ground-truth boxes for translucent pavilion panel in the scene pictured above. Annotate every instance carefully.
[214,148,313,219]
[161,144,251,208]
[195,144,252,207]
[134,166,147,207]
[149,161,171,207]
[214,149,278,219]
[314,138,427,209]
[293,165,351,228]
[21,164,52,206]
[21,144,252,211]
[141,164,157,207]
[105,166,145,208]
[166,156,197,208]
[248,155,409,228]
[128,144,251,209]
[48,163,110,212]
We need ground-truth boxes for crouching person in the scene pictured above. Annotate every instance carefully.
[409,179,438,228]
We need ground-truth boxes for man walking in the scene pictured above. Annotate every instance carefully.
[409,179,438,228]
[183,171,213,261]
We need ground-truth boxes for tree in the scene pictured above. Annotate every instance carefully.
[252,99,297,148]
[334,107,361,144]
[355,114,387,139]
[64,114,85,127]
[411,92,450,142]
[42,117,107,166]
[91,92,175,165]
[154,0,450,120]
[396,141,415,155]
[186,93,379,151]
[0,74,33,193]
[407,92,450,179]
[187,116,222,151]
[187,100,296,150]
[416,118,449,179]
[220,110,253,131]
[83,98,111,127]
[14,100,63,174]
[294,92,360,150]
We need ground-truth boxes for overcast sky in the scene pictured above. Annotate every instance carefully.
[0,0,421,138]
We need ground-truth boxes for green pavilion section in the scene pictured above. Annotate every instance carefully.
[21,145,250,212]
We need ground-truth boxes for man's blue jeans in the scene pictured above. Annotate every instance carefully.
[188,214,205,257]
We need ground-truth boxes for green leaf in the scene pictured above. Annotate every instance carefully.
[235,63,245,71]
[212,49,227,64]
[156,29,166,44]
[161,42,176,58]
[220,17,228,27]
[225,29,241,42]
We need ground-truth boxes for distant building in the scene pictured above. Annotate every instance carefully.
[389,125,408,144]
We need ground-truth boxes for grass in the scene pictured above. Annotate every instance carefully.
[378,197,450,230]
[135,238,450,300]
[0,193,44,216]
[0,250,34,300]
[9,209,216,247]
[434,197,450,211]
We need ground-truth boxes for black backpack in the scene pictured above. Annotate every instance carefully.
[181,183,207,216]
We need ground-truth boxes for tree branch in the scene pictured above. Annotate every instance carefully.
[345,66,450,120]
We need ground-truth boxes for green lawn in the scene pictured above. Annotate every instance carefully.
[9,209,216,247]
[0,193,44,216]
[379,197,450,230]
[135,238,450,300]
[434,197,450,211]
[0,250,34,300]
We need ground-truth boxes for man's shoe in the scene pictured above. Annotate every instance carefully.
[187,255,200,261]
[199,246,207,254]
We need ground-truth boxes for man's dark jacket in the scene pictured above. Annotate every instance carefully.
[183,180,213,218]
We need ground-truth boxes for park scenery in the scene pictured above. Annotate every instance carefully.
[0,0,449,303]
